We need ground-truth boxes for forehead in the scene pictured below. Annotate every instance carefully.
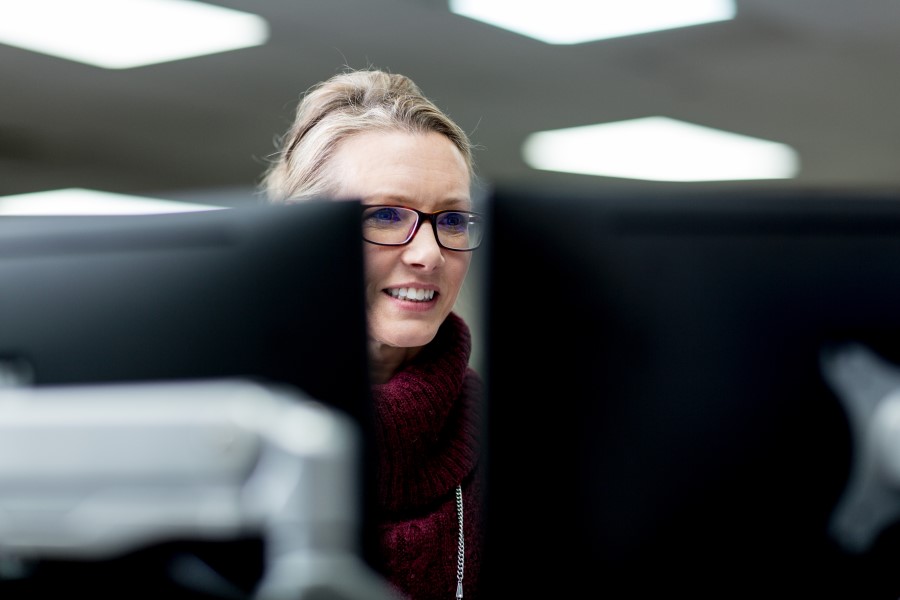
[328,130,471,209]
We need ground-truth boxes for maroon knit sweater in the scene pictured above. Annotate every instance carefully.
[370,312,484,600]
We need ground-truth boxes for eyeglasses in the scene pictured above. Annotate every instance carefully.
[361,205,484,251]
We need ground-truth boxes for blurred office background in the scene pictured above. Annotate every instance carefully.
[2,0,900,371]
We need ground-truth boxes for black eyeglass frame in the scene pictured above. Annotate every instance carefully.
[361,205,484,252]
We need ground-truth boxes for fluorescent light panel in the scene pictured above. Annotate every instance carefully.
[0,188,226,215]
[0,0,269,69]
[522,117,799,182]
[450,0,735,44]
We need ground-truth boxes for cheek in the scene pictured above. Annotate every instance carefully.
[444,254,473,295]
[362,246,392,295]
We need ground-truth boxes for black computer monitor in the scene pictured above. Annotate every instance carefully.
[482,186,900,598]
[0,201,369,409]
[0,200,376,596]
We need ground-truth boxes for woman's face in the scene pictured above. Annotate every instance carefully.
[328,130,473,351]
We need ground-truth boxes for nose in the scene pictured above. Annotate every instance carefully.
[402,217,444,269]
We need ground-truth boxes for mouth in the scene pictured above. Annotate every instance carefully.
[386,287,436,302]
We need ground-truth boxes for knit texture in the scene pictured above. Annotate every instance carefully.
[371,312,484,600]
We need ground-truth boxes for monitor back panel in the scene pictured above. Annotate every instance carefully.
[483,188,900,598]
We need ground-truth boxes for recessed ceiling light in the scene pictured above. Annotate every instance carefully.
[0,188,226,215]
[522,116,799,182]
[449,0,735,44]
[0,0,269,69]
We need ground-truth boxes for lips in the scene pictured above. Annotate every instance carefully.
[387,287,436,302]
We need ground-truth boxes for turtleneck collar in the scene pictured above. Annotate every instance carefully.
[370,312,482,513]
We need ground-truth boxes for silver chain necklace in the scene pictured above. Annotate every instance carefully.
[455,484,464,599]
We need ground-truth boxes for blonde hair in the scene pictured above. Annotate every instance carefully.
[261,68,474,203]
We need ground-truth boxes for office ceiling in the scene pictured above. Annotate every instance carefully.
[1,0,899,208]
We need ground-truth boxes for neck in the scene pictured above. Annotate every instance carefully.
[368,340,423,384]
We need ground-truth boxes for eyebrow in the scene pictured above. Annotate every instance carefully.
[361,195,473,211]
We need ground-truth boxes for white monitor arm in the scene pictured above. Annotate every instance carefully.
[0,379,397,600]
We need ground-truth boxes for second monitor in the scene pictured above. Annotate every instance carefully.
[482,186,900,598]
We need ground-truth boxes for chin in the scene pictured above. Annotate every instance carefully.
[373,324,439,350]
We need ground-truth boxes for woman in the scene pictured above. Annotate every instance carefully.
[261,68,484,600]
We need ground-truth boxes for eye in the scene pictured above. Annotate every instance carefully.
[437,211,468,232]
[364,206,403,225]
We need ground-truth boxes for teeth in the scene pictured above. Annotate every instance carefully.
[389,287,435,302]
